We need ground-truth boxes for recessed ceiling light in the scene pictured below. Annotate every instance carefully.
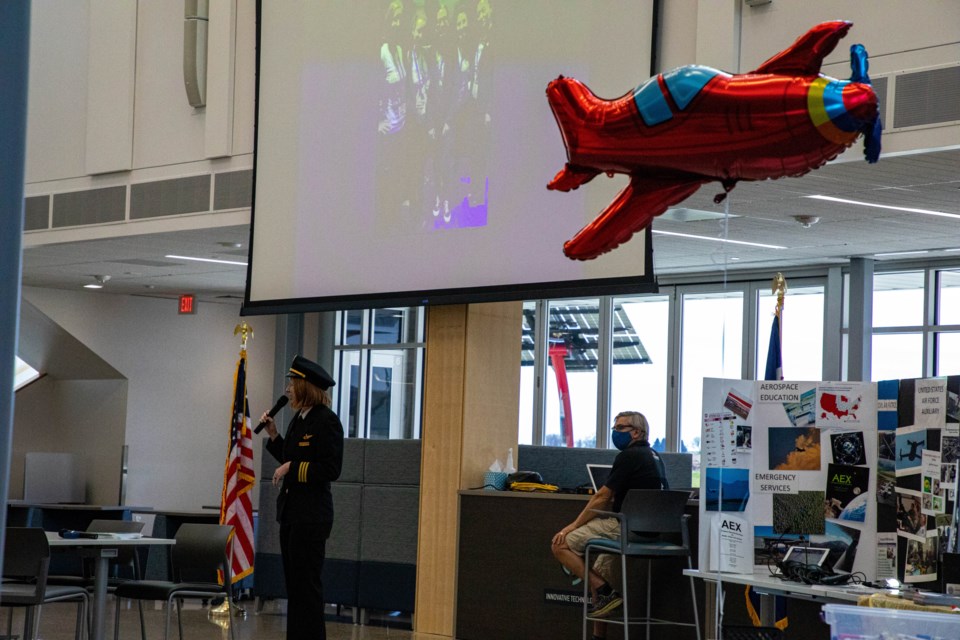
[652,230,786,250]
[218,242,243,248]
[84,274,110,289]
[944,248,960,253]
[660,208,739,222]
[874,250,930,257]
[805,195,960,220]
[165,254,248,266]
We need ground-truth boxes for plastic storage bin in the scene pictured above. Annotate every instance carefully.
[822,603,960,640]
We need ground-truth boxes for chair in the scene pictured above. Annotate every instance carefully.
[582,489,700,640]
[0,527,89,640]
[113,523,235,640]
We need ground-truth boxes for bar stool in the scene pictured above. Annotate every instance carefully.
[582,489,700,640]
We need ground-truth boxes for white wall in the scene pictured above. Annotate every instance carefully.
[25,0,256,189]
[13,378,127,504]
[22,287,277,511]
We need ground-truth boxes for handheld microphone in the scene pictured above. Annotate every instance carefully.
[254,396,289,434]
[59,529,98,539]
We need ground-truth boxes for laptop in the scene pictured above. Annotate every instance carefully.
[774,545,830,575]
[586,464,613,492]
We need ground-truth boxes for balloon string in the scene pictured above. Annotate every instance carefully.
[715,195,731,640]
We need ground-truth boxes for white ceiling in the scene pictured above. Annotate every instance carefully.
[19,147,960,305]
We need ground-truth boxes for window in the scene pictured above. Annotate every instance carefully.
[518,301,538,445]
[756,286,824,381]
[15,356,40,390]
[873,272,924,328]
[938,270,960,325]
[543,299,600,448]
[679,291,743,454]
[611,295,668,448]
[333,308,424,439]
[872,333,923,380]
[936,333,960,376]
[871,271,925,380]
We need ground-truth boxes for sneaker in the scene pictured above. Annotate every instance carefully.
[589,590,623,618]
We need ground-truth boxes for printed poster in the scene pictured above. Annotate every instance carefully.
[921,450,945,515]
[816,384,862,427]
[708,513,752,574]
[825,463,870,523]
[914,377,948,428]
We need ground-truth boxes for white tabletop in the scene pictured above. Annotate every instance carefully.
[684,568,898,604]
[46,531,175,547]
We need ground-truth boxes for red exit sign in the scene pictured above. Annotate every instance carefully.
[178,294,197,315]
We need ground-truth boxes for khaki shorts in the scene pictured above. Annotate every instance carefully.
[565,517,621,584]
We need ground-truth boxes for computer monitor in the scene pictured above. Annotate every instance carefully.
[586,464,613,492]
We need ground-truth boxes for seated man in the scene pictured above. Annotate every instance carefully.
[550,411,668,640]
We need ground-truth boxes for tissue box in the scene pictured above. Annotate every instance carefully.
[484,471,508,490]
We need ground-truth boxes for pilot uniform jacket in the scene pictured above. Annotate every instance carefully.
[265,403,344,525]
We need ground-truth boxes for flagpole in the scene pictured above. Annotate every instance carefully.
[772,272,787,319]
[212,322,255,619]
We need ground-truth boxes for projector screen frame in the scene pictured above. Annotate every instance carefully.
[242,0,659,316]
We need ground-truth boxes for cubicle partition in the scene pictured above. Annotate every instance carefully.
[518,445,694,491]
[254,438,421,615]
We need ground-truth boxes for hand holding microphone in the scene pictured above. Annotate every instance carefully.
[254,395,289,434]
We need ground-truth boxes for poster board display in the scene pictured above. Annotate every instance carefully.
[882,376,960,585]
[700,378,878,580]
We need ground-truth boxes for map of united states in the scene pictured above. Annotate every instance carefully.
[820,392,859,420]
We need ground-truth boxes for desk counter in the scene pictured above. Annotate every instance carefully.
[456,490,701,640]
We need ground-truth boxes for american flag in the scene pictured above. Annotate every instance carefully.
[220,351,255,583]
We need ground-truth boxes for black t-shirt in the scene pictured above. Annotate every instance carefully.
[604,440,666,512]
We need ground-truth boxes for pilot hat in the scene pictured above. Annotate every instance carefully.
[287,355,336,390]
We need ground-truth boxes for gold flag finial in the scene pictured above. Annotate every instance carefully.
[771,273,787,317]
[234,321,253,351]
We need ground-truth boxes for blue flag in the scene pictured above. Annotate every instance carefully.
[764,314,782,381]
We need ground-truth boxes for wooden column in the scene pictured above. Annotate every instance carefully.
[414,302,522,636]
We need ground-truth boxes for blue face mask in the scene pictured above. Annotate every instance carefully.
[611,429,634,451]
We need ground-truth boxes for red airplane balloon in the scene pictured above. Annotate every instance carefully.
[546,21,882,261]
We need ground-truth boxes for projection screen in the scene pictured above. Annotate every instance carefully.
[245,1,657,313]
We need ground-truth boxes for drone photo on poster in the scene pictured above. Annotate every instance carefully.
[895,425,927,477]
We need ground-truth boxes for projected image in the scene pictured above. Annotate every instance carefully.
[377,0,492,231]
[252,2,657,308]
